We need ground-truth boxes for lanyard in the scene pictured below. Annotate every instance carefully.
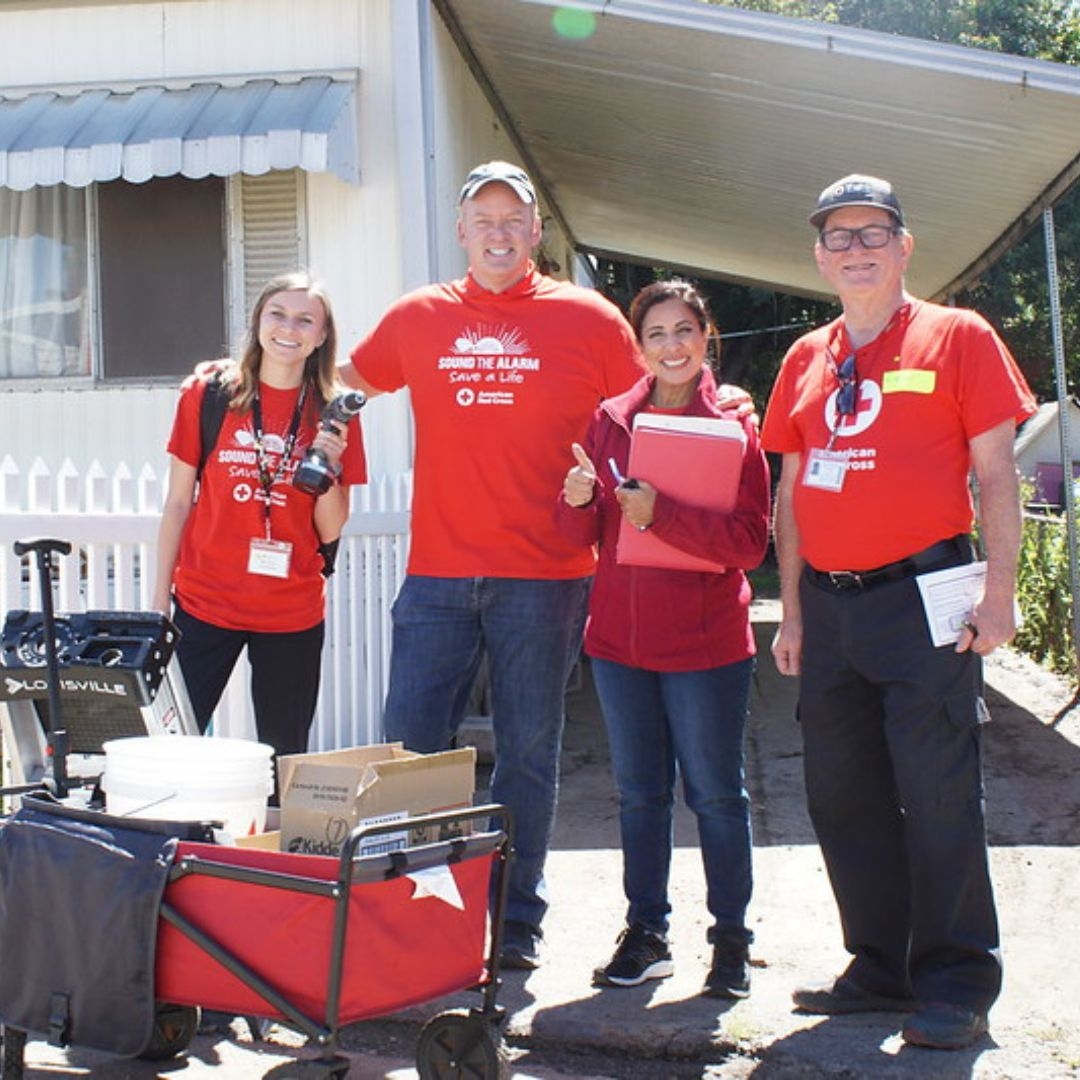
[824,345,856,451]
[823,302,914,449]
[831,301,914,367]
[251,385,307,538]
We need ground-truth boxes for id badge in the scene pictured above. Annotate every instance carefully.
[248,537,292,579]
[803,448,848,492]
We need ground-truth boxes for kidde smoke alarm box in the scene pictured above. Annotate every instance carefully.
[276,743,475,857]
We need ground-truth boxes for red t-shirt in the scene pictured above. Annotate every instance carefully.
[350,268,642,578]
[167,379,368,631]
[761,300,1036,570]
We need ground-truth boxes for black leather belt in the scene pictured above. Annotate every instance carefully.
[806,536,974,592]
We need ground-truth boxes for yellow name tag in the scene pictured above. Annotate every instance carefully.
[883,369,935,394]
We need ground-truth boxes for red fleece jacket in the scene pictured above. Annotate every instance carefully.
[555,368,771,671]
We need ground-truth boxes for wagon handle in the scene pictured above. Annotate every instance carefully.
[12,537,74,798]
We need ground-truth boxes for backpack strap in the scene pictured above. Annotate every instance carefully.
[197,370,233,481]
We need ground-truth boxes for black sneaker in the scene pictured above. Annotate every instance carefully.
[592,925,674,988]
[702,930,751,1000]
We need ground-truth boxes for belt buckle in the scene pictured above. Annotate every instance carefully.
[828,570,862,589]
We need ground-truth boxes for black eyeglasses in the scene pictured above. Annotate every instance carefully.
[835,353,859,416]
[819,225,901,253]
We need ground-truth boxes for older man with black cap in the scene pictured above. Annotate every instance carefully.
[338,161,643,968]
[760,174,1036,1049]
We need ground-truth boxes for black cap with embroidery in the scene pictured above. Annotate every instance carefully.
[810,174,905,230]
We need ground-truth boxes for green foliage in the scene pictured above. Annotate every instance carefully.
[599,2,1080,409]
[1015,509,1076,678]
[748,559,781,599]
[710,0,1080,60]
[712,0,1080,676]
[956,188,1080,401]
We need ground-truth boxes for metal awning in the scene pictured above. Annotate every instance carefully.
[437,0,1080,300]
[0,75,358,191]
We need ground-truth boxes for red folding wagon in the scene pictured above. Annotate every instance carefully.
[0,799,514,1080]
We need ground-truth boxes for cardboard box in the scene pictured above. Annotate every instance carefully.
[233,829,282,851]
[276,743,476,857]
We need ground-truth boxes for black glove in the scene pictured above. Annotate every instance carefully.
[318,538,340,578]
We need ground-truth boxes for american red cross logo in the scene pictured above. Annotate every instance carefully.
[825,379,882,438]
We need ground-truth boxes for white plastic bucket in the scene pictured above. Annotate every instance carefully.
[101,735,274,838]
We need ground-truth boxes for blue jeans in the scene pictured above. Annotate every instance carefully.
[383,574,590,934]
[591,656,754,939]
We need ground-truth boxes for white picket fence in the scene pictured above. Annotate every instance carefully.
[0,456,411,751]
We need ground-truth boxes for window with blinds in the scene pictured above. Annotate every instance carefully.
[1,169,304,382]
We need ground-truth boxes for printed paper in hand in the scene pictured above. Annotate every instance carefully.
[915,561,987,647]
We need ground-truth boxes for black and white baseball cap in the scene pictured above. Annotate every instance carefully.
[810,174,905,229]
[458,161,537,205]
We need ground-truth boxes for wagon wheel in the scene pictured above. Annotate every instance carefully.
[138,1002,199,1061]
[1,1025,26,1080]
[416,1009,509,1080]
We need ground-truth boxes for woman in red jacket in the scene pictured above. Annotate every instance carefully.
[557,279,770,998]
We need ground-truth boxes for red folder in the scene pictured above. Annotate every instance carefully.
[615,413,746,572]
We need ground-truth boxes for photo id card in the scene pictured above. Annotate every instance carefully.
[248,537,292,579]
[803,448,848,492]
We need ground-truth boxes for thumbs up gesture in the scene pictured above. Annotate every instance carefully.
[563,442,598,508]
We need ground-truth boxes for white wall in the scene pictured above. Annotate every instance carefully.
[0,0,578,482]
[0,0,407,477]
[0,0,365,87]
[0,385,177,478]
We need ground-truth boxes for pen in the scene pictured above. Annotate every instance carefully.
[608,457,639,489]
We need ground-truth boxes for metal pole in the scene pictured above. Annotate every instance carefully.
[1042,206,1080,673]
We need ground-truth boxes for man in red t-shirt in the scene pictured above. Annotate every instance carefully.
[339,162,643,969]
[761,175,1036,1050]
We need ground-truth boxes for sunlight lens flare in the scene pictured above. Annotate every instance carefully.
[552,6,597,40]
